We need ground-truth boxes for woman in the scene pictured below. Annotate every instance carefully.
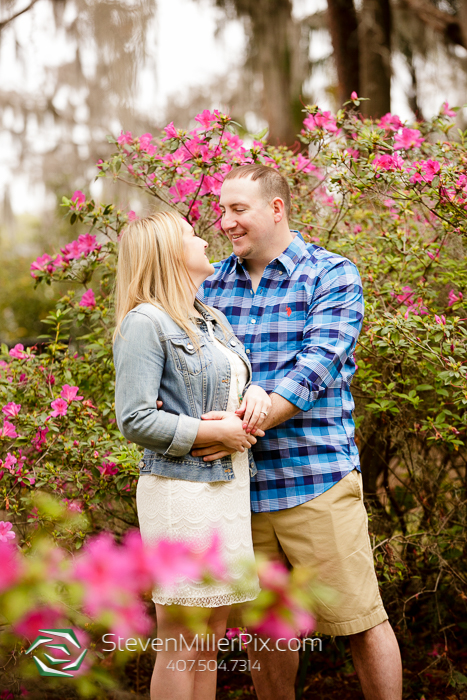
[113,212,271,700]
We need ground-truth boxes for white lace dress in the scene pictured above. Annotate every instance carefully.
[136,327,260,607]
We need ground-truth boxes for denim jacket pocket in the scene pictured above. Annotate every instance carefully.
[170,335,212,376]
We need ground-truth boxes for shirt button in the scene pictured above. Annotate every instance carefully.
[230,341,236,347]
[187,344,194,350]
[246,349,250,354]
[250,319,256,324]
[278,271,283,275]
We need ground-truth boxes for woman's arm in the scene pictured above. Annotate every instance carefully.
[114,311,200,457]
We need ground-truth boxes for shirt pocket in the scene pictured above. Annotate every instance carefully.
[170,335,212,376]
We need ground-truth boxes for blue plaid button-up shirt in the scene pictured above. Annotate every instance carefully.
[198,232,364,513]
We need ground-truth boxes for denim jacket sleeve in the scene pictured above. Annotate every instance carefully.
[113,310,201,457]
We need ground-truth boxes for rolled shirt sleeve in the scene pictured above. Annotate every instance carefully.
[272,259,364,412]
[113,311,200,456]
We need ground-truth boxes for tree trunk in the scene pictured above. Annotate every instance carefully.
[227,0,303,145]
[359,0,392,117]
[327,0,360,106]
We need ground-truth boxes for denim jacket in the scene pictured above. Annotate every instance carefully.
[113,300,257,482]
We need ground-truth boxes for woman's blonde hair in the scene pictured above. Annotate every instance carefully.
[113,211,214,345]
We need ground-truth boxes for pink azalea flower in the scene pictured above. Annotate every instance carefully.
[0,421,18,439]
[30,253,55,277]
[127,210,138,221]
[303,111,338,133]
[71,190,86,209]
[164,122,178,139]
[79,289,96,308]
[50,398,68,418]
[14,607,64,640]
[448,289,463,306]
[169,177,199,203]
[394,128,425,150]
[434,315,446,325]
[99,461,119,477]
[63,499,83,513]
[423,159,441,182]
[77,233,100,256]
[117,130,133,146]
[2,402,21,418]
[294,153,316,173]
[32,427,48,451]
[138,132,153,150]
[61,239,82,261]
[395,286,414,305]
[0,541,21,593]
[373,154,405,172]
[194,109,222,129]
[0,521,15,542]
[61,384,84,402]
[196,532,227,580]
[441,102,456,118]
[350,91,358,100]
[379,113,403,131]
[151,540,204,587]
[2,453,17,472]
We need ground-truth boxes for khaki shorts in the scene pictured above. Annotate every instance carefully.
[229,469,388,637]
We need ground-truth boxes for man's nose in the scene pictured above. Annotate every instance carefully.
[222,212,236,231]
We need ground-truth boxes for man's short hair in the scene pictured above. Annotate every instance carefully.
[223,164,291,220]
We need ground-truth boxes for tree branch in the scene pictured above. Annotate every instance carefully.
[402,0,466,48]
[0,0,40,32]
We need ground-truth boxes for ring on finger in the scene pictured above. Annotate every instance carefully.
[260,410,268,416]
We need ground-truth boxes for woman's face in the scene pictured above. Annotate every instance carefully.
[181,219,215,285]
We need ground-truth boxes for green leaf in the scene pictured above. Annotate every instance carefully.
[416,384,433,391]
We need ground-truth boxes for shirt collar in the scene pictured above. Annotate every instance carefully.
[226,230,307,277]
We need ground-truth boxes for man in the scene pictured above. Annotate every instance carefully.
[193,164,402,700]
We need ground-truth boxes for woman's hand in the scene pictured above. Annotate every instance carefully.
[235,385,272,434]
[216,412,259,453]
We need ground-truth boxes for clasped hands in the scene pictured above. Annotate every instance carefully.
[157,385,272,462]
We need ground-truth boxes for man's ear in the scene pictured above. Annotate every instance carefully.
[271,197,285,223]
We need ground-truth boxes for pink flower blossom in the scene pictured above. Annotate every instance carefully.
[32,427,48,451]
[372,154,405,172]
[0,541,21,593]
[163,122,178,139]
[99,461,119,477]
[2,402,21,418]
[50,398,68,418]
[30,254,55,276]
[138,132,154,151]
[0,421,18,439]
[403,297,428,319]
[303,111,338,134]
[79,289,96,308]
[0,521,15,542]
[441,102,456,118]
[71,190,86,209]
[379,113,403,131]
[1,453,17,472]
[194,109,222,129]
[118,130,133,146]
[394,128,425,150]
[14,607,64,640]
[61,384,84,402]
[127,210,138,221]
[169,177,199,203]
[293,153,316,173]
[394,286,414,305]
[434,315,446,325]
[448,289,463,306]
[63,499,83,513]
[350,91,358,100]
[77,233,100,256]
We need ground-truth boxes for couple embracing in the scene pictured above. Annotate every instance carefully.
[113,164,402,700]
